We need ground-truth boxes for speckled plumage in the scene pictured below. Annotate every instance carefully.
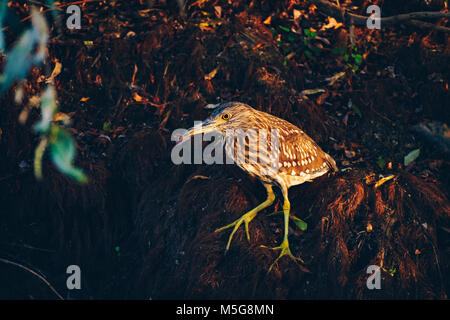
[182,101,338,271]
[208,102,337,192]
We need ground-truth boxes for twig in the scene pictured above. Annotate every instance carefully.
[0,257,64,300]
[309,0,450,32]
[407,19,450,33]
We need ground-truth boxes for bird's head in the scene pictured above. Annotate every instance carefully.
[179,102,257,142]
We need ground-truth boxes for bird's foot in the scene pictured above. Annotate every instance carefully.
[261,239,304,272]
[215,210,258,251]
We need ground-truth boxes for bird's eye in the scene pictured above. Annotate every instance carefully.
[221,113,231,121]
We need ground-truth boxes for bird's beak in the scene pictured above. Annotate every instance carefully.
[177,119,217,144]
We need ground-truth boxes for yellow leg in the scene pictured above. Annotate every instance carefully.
[215,184,275,251]
[261,196,304,272]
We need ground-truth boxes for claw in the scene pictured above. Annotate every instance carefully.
[261,240,304,272]
[215,210,257,251]
[215,184,275,252]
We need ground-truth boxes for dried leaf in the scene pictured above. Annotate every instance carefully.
[53,112,71,122]
[293,9,302,20]
[46,59,62,84]
[326,71,345,86]
[263,16,272,25]
[133,92,144,102]
[320,17,344,31]
[300,88,325,96]
[214,6,222,18]
[374,175,395,188]
[204,67,219,81]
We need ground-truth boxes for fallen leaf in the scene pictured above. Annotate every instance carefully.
[320,17,344,31]
[404,148,420,166]
[84,41,94,48]
[300,88,325,96]
[46,59,62,84]
[374,175,395,188]
[133,92,145,102]
[365,173,376,185]
[293,9,302,20]
[376,156,385,169]
[53,112,70,122]
[263,16,272,25]
[345,149,356,158]
[308,4,317,14]
[204,67,219,81]
[214,6,222,18]
[326,71,345,86]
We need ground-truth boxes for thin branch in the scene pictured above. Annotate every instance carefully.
[0,257,64,300]
[408,19,450,33]
[309,0,450,32]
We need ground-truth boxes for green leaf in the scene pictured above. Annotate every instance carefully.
[283,60,287,66]
[103,121,112,132]
[353,53,363,64]
[376,156,386,169]
[404,148,420,166]
[49,126,88,183]
[303,29,311,37]
[34,137,48,180]
[287,33,296,42]
[388,268,396,277]
[278,25,290,32]
[0,0,7,51]
[332,47,346,55]
[291,215,308,231]
[352,104,362,118]
[0,8,48,92]
[34,85,57,133]
[0,29,37,92]
[304,50,311,57]
[344,54,349,62]
[270,27,277,37]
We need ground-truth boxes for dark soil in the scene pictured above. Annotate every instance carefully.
[0,0,449,299]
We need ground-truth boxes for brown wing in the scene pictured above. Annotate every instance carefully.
[276,125,337,177]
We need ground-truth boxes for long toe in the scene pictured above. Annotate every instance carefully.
[215,211,258,250]
[262,241,304,272]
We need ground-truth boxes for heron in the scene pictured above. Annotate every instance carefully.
[180,102,337,271]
